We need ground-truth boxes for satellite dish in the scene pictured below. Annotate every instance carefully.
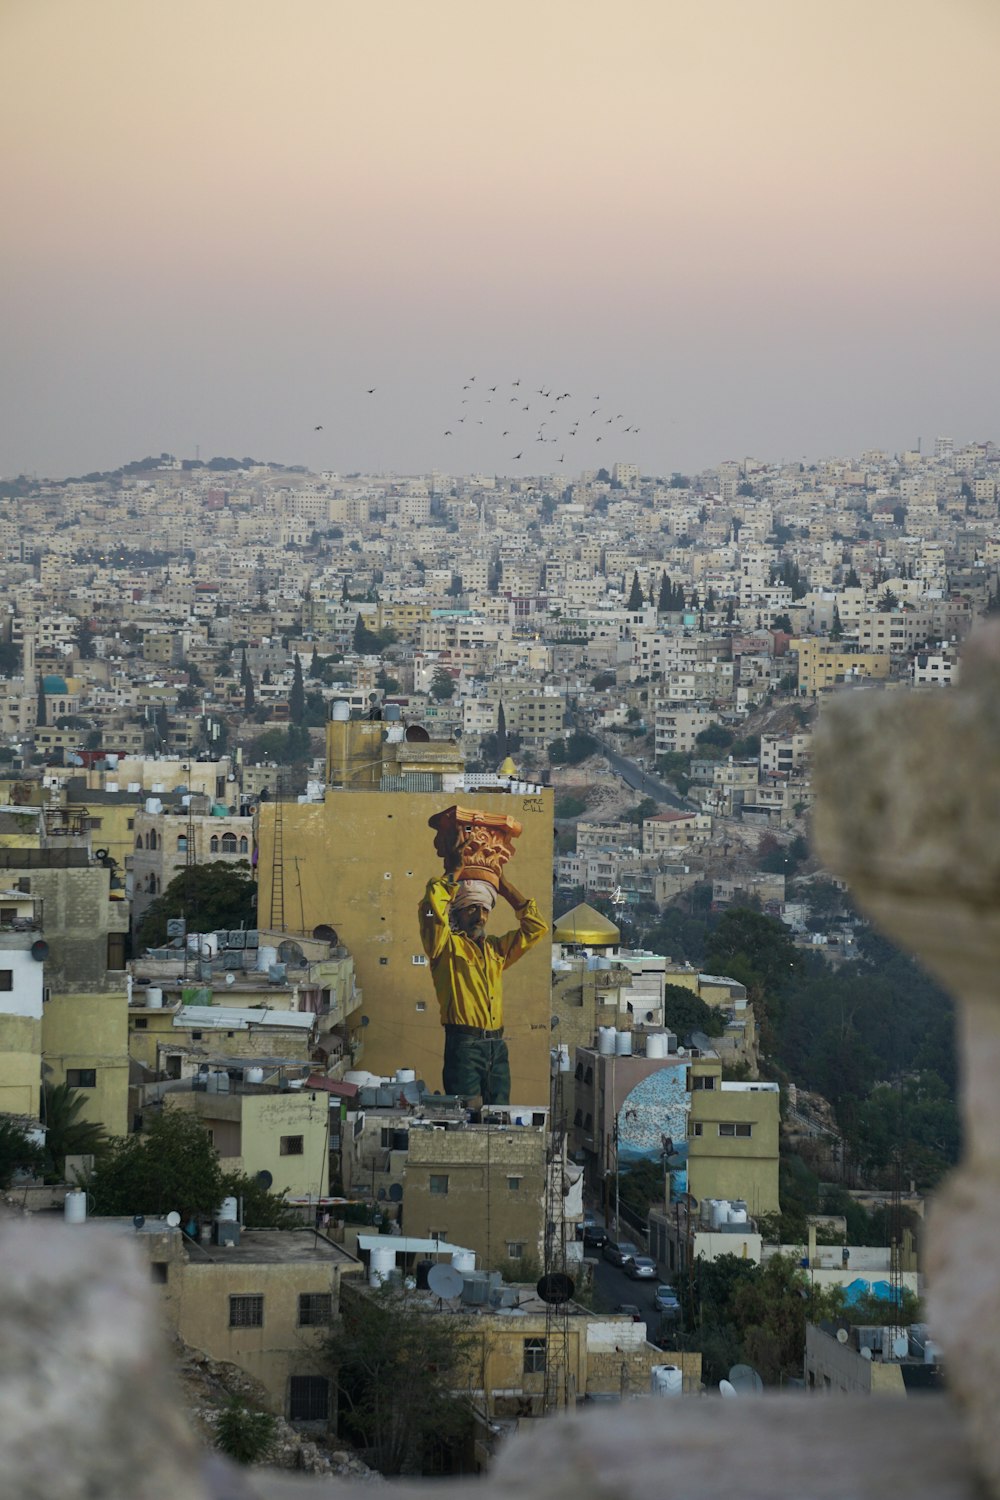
[836,1328,849,1345]
[892,1334,909,1360]
[30,939,49,963]
[427,1264,464,1300]
[388,1183,403,1202]
[166,1211,181,1228]
[360,1015,370,1027]
[225,972,236,986]
[312,923,338,944]
[536,1272,575,1305]
[256,1170,273,1190]
[719,1380,738,1398]
[728,1363,764,1392]
[132,1214,145,1230]
[860,1346,873,1361]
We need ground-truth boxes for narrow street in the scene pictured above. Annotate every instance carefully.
[592,736,694,812]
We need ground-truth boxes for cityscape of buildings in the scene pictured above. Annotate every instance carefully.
[1,433,985,1470]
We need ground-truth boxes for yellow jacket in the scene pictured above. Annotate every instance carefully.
[417,876,548,1029]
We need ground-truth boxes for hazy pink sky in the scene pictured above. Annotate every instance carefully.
[3,0,999,480]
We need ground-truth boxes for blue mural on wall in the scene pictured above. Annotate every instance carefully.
[616,1067,690,1202]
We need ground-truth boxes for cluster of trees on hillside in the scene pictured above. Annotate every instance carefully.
[636,902,959,1190]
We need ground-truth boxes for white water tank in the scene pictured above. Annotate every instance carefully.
[597,1026,616,1056]
[64,1190,88,1225]
[651,1364,683,1396]
[645,1032,668,1059]
[369,1243,397,1287]
[395,1068,416,1085]
[256,945,278,973]
[217,1197,239,1223]
[700,1199,717,1229]
[556,1043,572,1073]
[331,700,351,721]
[451,1248,476,1274]
[711,1199,730,1229]
[615,1029,633,1056]
[146,987,163,1009]
[144,796,163,815]
[288,1078,305,1090]
[245,1066,265,1085]
[728,1206,748,1226]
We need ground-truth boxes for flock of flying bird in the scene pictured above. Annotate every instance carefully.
[314,378,642,466]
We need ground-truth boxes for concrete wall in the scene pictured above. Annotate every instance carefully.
[403,1124,547,1268]
[256,789,554,1102]
[42,989,130,1137]
[688,1084,780,1215]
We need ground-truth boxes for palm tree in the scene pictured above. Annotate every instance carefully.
[42,1082,108,1179]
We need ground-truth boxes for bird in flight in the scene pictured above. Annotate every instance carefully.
[512,452,522,459]
[444,430,452,436]
[366,387,376,395]
[314,425,323,431]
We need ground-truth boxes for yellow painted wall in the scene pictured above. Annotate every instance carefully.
[688,1082,780,1215]
[164,1088,330,1199]
[256,790,554,1102]
[0,1012,41,1116]
[42,990,130,1136]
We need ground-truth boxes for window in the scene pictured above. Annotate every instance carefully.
[221,832,237,853]
[0,970,12,991]
[289,1375,329,1422]
[177,835,187,852]
[151,1262,169,1284]
[506,1176,522,1192]
[210,835,219,853]
[133,1017,148,1030]
[693,1075,716,1090]
[229,1294,264,1328]
[280,1135,304,1156]
[506,1241,526,1259]
[411,954,428,966]
[66,1068,96,1088]
[415,1001,427,1012]
[239,836,249,854]
[584,1065,593,1084]
[429,1174,449,1195]
[523,1337,546,1374]
[691,1122,703,1137]
[429,1229,448,1243]
[298,1293,333,1327]
[718,1122,752,1138]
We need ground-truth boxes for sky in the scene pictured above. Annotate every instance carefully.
[3,0,999,482]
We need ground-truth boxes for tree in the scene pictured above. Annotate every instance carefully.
[662,983,725,1040]
[289,654,305,724]
[75,618,96,659]
[135,860,255,948]
[90,1110,227,1219]
[622,797,659,825]
[657,572,672,613]
[241,648,255,713]
[430,666,455,701]
[548,730,597,766]
[309,645,320,678]
[36,681,47,727]
[844,567,861,589]
[41,1081,108,1178]
[626,571,644,611]
[830,604,843,640]
[0,1116,44,1189]
[878,589,899,612]
[326,1286,478,1475]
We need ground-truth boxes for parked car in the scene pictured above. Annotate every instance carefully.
[583,1223,608,1249]
[626,1255,657,1280]
[614,1303,643,1322]
[602,1239,641,1267]
[654,1284,681,1314]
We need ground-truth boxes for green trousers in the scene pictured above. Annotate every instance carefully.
[442,1028,511,1105]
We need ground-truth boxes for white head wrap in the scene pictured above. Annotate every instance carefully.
[450,879,497,914]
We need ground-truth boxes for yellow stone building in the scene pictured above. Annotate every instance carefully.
[688,1060,780,1215]
[256,783,554,1102]
[794,637,892,696]
[42,988,130,1138]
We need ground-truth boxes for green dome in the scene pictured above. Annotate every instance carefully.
[41,674,69,694]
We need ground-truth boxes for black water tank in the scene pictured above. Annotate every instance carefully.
[416,1260,434,1290]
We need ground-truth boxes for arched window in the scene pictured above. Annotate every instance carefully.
[210,835,219,853]
[147,829,157,851]
[177,835,187,853]
[135,836,142,850]
[239,836,249,854]
[221,832,237,854]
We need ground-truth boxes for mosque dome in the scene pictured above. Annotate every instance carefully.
[497,755,518,777]
[553,901,620,947]
[41,674,69,695]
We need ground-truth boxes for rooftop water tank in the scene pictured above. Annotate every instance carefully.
[369,1243,396,1287]
[615,1029,633,1056]
[256,945,278,973]
[395,1068,416,1085]
[216,1197,239,1222]
[651,1364,683,1396]
[245,1066,265,1085]
[451,1247,476,1274]
[331,700,351,721]
[711,1199,730,1230]
[645,1032,668,1059]
[146,987,163,1009]
[597,1026,616,1056]
[64,1190,88,1226]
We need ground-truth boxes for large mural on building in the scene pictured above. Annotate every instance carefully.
[617,1067,690,1197]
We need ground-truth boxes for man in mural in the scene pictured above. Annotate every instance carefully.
[418,863,547,1106]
